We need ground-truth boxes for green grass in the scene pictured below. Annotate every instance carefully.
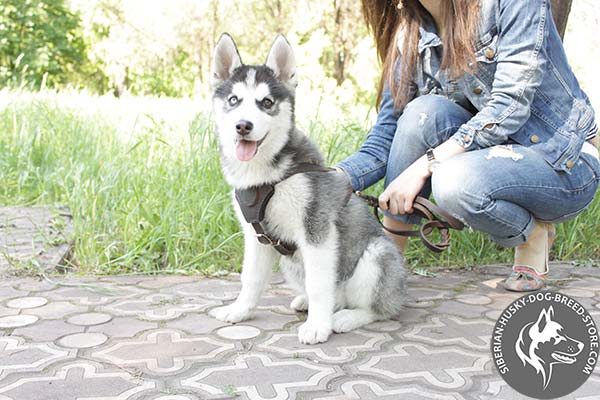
[0,90,598,275]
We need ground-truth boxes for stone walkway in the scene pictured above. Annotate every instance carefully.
[0,264,599,399]
[0,207,73,275]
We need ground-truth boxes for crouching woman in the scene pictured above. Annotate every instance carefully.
[337,0,600,291]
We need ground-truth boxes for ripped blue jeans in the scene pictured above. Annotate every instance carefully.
[385,95,600,247]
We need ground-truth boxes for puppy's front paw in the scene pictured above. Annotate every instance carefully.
[209,304,251,323]
[290,295,308,312]
[298,320,331,344]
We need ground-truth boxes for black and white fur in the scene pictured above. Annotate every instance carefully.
[208,33,407,344]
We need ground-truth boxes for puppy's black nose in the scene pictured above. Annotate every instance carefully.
[236,120,253,136]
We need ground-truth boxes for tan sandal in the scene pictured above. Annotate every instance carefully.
[504,265,546,292]
[503,222,555,292]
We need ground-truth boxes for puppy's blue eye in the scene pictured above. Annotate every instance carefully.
[261,98,274,109]
[228,95,239,106]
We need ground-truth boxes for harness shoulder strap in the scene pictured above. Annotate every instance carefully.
[234,163,335,256]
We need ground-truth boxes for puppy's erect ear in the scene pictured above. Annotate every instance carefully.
[211,33,242,87]
[265,35,298,88]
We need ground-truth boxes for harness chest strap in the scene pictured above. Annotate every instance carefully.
[234,164,464,255]
[234,163,335,256]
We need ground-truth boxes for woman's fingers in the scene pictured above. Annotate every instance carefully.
[389,197,399,215]
[380,191,408,215]
[404,197,414,214]
[379,192,390,211]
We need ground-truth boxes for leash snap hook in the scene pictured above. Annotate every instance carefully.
[256,233,280,246]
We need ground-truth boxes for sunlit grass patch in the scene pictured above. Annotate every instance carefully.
[0,89,598,275]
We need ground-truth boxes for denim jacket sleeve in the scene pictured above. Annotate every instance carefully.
[452,0,549,150]
[336,85,399,191]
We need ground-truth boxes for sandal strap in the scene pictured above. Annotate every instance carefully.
[504,266,546,292]
[513,265,547,279]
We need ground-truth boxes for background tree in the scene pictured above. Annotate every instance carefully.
[0,0,104,90]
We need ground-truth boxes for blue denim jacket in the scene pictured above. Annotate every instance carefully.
[338,0,598,191]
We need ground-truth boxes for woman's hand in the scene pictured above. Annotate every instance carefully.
[379,157,430,214]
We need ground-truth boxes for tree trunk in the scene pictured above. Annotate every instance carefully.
[332,0,346,86]
[550,0,573,40]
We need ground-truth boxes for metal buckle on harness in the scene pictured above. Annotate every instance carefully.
[256,233,280,246]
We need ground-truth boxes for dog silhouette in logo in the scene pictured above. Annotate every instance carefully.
[515,306,584,389]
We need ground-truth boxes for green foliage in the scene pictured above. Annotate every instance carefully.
[0,0,105,91]
[0,0,377,99]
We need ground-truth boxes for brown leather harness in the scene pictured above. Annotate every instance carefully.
[234,164,464,256]
[235,163,334,256]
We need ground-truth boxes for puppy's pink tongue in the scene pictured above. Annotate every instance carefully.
[235,140,258,161]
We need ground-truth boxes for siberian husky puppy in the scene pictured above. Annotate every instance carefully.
[208,33,407,344]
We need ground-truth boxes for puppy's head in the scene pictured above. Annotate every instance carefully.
[211,34,297,163]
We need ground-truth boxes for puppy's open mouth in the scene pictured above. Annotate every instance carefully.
[235,133,268,162]
[552,351,578,364]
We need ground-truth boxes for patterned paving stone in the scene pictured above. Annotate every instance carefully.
[216,325,261,340]
[257,291,297,315]
[477,375,600,400]
[12,319,84,342]
[0,286,28,299]
[0,207,72,276]
[57,332,108,348]
[0,336,75,380]
[0,362,155,400]
[258,329,392,364]
[100,293,219,321]
[353,342,489,390]
[137,275,197,289]
[309,379,464,400]
[180,352,341,400]
[13,280,56,292]
[400,315,494,351]
[87,316,157,338]
[167,313,229,335]
[161,279,241,301]
[431,300,489,319]
[0,315,38,329]
[363,320,403,333]
[408,286,455,302]
[1,266,600,399]
[561,288,597,298]
[455,294,492,306]
[6,296,48,309]
[241,309,300,331]
[48,285,148,306]
[23,301,86,319]
[97,275,150,285]
[408,271,476,289]
[66,312,112,326]
[484,292,522,311]
[0,306,19,317]
[92,329,236,375]
[392,307,434,324]
[484,309,502,322]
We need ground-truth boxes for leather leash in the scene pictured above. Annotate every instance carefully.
[236,163,464,255]
[354,191,465,253]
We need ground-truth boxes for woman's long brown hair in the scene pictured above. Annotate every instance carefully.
[361,0,480,111]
